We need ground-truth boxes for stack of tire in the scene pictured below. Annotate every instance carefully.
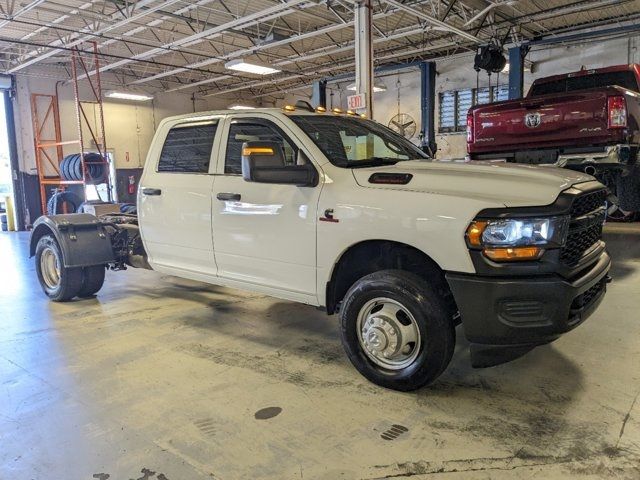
[47,191,82,215]
[0,213,7,231]
[60,152,106,184]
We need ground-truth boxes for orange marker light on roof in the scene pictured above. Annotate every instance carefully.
[332,107,343,114]
[315,106,326,113]
[283,105,296,112]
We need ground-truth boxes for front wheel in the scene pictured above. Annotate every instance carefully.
[339,270,455,391]
[35,235,83,301]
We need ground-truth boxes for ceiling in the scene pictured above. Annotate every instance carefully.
[0,0,638,101]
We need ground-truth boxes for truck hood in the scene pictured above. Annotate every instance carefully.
[351,159,593,207]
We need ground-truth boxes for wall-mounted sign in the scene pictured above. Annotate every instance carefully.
[347,93,366,111]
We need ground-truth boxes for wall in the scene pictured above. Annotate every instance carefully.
[13,75,230,176]
[323,33,640,159]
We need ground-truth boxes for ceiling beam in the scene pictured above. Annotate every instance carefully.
[75,0,313,80]
[7,0,177,73]
[381,0,482,44]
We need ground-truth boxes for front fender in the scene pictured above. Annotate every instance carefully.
[30,214,116,268]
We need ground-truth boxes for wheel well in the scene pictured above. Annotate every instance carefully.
[29,224,55,257]
[325,240,457,316]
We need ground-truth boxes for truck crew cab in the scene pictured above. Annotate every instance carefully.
[30,105,611,391]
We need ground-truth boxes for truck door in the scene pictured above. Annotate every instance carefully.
[211,115,321,301]
[138,117,222,278]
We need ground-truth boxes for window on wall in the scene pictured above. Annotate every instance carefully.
[438,85,509,133]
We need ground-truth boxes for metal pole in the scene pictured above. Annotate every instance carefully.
[508,46,528,100]
[420,61,437,156]
[355,0,373,118]
[311,80,327,109]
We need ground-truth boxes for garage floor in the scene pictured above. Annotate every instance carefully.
[1,227,639,480]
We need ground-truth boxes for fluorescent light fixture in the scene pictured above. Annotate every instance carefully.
[347,82,387,93]
[225,59,280,75]
[105,91,153,101]
[228,104,256,110]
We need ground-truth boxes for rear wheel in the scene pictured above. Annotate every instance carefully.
[616,162,640,212]
[339,270,455,391]
[35,235,83,301]
[78,265,106,297]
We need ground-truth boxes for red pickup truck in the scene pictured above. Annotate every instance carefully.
[467,64,640,212]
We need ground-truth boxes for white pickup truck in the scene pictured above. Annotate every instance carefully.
[30,105,611,391]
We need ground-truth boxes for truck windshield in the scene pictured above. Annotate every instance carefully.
[290,115,428,168]
[530,71,639,96]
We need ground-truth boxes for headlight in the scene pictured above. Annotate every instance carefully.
[466,216,569,262]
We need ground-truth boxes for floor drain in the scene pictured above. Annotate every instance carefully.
[381,424,408,441]
[254,406,282,420]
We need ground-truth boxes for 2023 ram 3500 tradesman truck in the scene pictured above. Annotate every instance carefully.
[468,63,640,212]
[30,107,611,391]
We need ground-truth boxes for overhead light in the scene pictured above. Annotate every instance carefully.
[228,104,256,110]
[347,81,387,93]
[225,59,280,75]
[105,91,153,101]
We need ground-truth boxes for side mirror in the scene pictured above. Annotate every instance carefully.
[241,141,318,187]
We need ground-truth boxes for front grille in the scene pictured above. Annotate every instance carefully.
[570,189,608,217]
[560,221,603,266]
[560,189,607,267]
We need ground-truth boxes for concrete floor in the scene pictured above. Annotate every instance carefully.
[0,227,639,480]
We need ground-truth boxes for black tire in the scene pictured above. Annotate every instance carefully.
[78,265,106,297]
[35,235,83,301]
[47,191,82,215]
[616,163,640,212]
[340,270,455,391]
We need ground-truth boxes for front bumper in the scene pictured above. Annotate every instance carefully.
[446,250,611,367]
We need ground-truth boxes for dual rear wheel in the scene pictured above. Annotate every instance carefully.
[35,235,105,301]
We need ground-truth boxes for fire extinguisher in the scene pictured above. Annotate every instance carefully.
[128,175,136,196]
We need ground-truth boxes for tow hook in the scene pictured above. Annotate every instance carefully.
[605,275,613,284]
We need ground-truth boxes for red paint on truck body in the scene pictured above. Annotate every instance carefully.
[467,64,640,158]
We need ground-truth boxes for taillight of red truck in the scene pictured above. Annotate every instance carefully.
[607,95,627,129]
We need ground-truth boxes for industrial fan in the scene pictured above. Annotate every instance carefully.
[388,113,417,139]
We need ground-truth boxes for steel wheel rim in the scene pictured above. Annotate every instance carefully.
[356,297,422,370]
[40,247,61,289]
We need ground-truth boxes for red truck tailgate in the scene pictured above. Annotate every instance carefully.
[469,91,616,154]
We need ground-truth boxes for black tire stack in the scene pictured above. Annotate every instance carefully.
[47,191,82,215]
[59,153,106,184]
[0,213,7,231]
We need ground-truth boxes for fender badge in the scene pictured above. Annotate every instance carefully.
[319,208,339,223]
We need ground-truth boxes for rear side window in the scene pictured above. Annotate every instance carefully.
[530,71,639,96]
[158,121,217,173]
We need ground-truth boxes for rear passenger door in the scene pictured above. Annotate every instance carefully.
[138,117,222,277]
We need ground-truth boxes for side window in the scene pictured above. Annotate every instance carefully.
[225,120,298,174]
[158,121,217,173]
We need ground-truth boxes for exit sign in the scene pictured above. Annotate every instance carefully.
[347,93,366,111]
